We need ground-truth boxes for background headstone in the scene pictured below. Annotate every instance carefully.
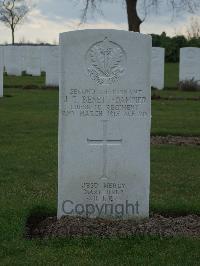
[26,46,41,76]
[45,46,59,86]
[151,47,165,90]
[179,47,200,83]
[58,30,151,219]
[40,46,48,73]
[18,46,28,73]
[4,46,22,76]
[0,46,3,97]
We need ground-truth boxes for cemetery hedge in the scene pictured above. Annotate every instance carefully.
[152,33,200,62]
[0,88,199,265]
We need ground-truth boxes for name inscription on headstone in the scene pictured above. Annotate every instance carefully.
[62,88,148,118]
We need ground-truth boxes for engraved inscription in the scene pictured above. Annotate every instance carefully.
[86,37,126,85]
[62,88,149,119]
[81,182,127,203]
[87,120,122,181]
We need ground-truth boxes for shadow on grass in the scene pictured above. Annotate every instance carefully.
[0,94,13,98]
[25,205,56,239]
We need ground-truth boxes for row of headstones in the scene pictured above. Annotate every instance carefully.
[0,46,200,98]
[153,47,200,88]
[0,46,164,94]
[152,47,200,88]
[152,47,200,87]
[0,45,59,95]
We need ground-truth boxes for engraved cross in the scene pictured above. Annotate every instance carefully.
[87,120,122,180]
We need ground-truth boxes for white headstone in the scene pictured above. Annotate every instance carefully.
[58,30,151,219]
[26,46,41,76]
[179,47,200,83]
[0,47,3,97]
[4,46,22,76]
[40,46,47,72]
[18,46,28,72]
[151,47,165,90]
[45,46,59,86]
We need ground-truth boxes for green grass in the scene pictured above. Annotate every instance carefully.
[165,63,179,89]
[152,99,200,136]
[151,146,200,214]
[4,73,45,88]
[0,88,199,265]
[152,89,200,98]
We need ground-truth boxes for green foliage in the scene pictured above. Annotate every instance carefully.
[178,79,200,91]
[152,32,200,62]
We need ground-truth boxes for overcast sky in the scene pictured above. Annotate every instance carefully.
[0,0,199,44]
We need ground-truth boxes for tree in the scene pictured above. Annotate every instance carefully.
[0,0,30,44]
[187,16,200,40]
[80,0,200,32]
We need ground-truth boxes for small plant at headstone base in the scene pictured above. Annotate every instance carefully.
[178,78,200,91]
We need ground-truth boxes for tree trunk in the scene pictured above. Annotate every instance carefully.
[125,0,142,32]
[11,27,15,45]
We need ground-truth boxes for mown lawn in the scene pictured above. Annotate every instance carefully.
[165,63,179,89]
[4,73,45,88]
[152,99,200,136]
[0,88,199,265]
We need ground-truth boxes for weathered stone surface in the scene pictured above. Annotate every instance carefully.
[0,46,3,97]
[58,30,151,219]
[26,46,41,76]
[40,46,47,72]
[45,46,59,86]
[179,47,200,83]
[151,47,165,90]
[4,46,22,76]
[18,46,28,72]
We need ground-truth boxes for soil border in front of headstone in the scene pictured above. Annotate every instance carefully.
[151,136,200,146]
[25,213,200,239]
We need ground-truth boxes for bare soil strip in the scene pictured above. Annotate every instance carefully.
[151,136,200,146]
[26,214,200,239]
